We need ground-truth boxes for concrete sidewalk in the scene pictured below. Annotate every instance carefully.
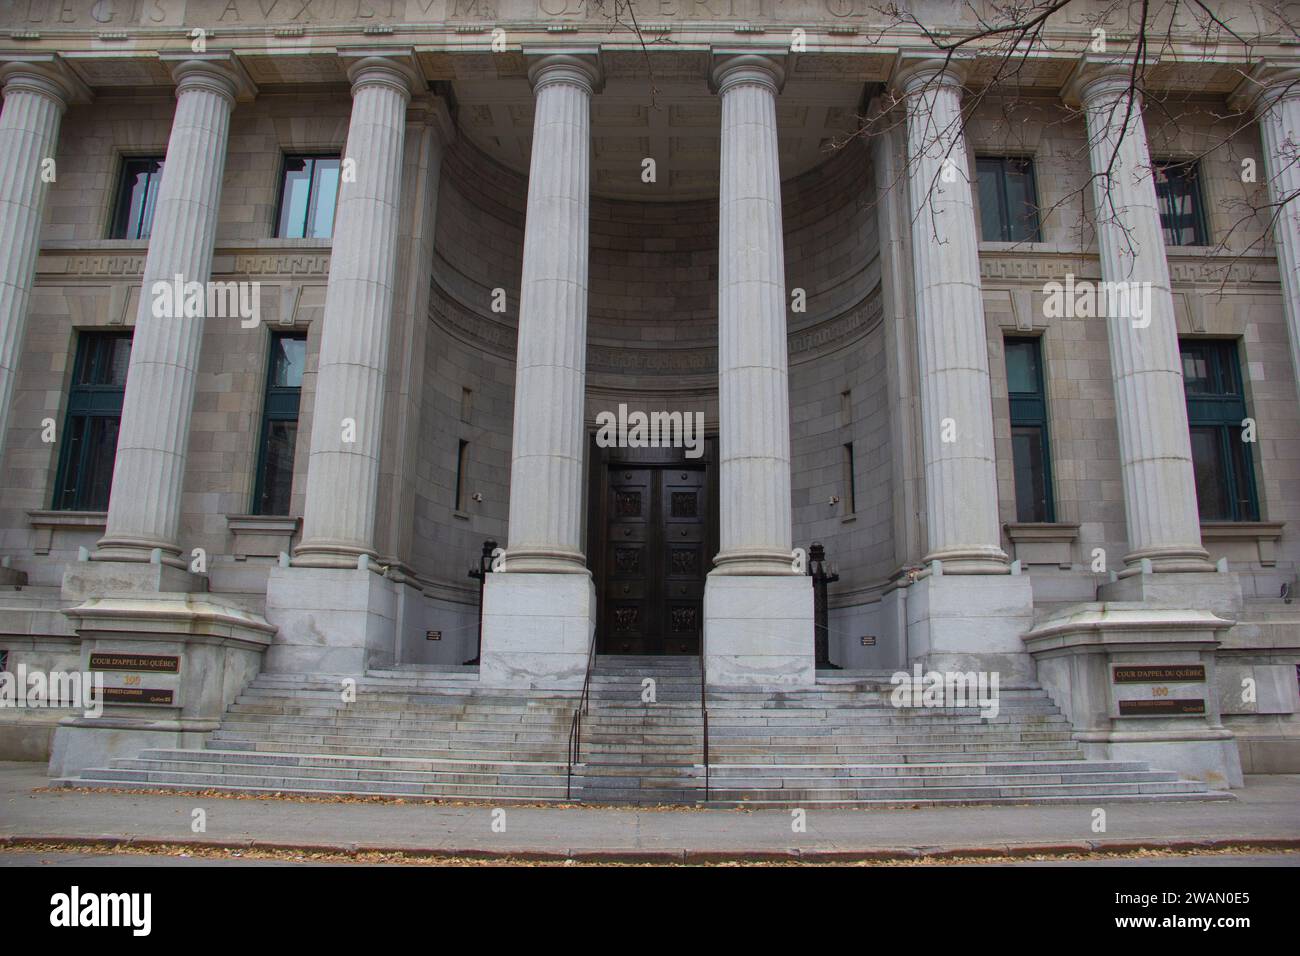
[2,762,1298,863]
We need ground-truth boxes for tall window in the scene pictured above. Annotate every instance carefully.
[1180,340,1259,521]
[253,333,307,515]
[1155,160,1209,246]
[109,158,164,239]
[54,331,132,511]
[455,440,470,512]
[276,156,341,239]
[842,442,857,516]
[977,156,1042,242]
[1005,337,1055,522]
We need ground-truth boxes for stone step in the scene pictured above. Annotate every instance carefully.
[112,758,566,787]
[700,780,1213,800]
[210,738,570,761]
[132,748,564,772]
[701,792,1232,808]
[59,769,571,801]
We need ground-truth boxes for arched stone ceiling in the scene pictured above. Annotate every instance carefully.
[452,52,868,201]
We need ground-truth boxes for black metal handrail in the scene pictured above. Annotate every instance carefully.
[699,629,710,802]
[565,628,600,801]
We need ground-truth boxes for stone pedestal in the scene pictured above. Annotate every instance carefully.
[61,555,205,601]
[48,595,272,778]
[1025,604,1243,788]
[1099,569,1244,621]
[905,570,1037,684]
[479,572,595,689]
[263,565,399,674]
[704,574,814,688]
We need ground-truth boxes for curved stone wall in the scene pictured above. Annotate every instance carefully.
[411,133,887,658]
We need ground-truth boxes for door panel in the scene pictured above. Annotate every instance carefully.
[660,469,705,654]
[605,468,652,654]
[598,461,708,655]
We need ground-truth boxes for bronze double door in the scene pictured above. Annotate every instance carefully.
[589,445,715,656]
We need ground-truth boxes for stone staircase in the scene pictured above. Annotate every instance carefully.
[57,655,1230,806]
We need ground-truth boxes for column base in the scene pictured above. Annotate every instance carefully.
[1120,545,1215,575]
[1024,603,1243,789]
[703,573,814,689]
[62,557,206,600]
[264,565,398,674]
[479,572,596,689]
[921,546,1010,575]
[905,571,1036,684]
[1099,569,1243,621]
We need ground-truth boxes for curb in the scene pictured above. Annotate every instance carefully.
[3,834,1298,864]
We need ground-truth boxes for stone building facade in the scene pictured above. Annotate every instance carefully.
[0,0,1297,791]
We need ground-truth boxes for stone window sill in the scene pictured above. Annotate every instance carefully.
[27,510,107,556]
[1004,521,1080,569]
[1200,521,1285,567]
[226,514,301,560]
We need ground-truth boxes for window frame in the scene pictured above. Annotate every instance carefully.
[1180,338,1259,522]
[251,331,307,516]
[1004,336,1056,523]
[1154,159,1210,247]
[976,155,1043,243]
[52,330,133,512]
[108,156,165,240]
[273,153,342,240]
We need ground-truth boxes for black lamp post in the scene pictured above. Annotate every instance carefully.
[808,541,840,669]
[465,538,497,665]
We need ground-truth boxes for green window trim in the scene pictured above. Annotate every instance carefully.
[109,157,165,240]
[976,156,1043,243]
[1180,339,1259,522]
[1005,336,1056,523]
[252,332,307,516]
[53,331,132,512]
[1155,160,1210,247]
[275,154,342,239]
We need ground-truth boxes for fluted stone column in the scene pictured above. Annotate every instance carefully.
[899,61,1007,573]
[1250,69,1300,405]
[293,57,414,568]
[478,54,601,689]
[893,59,1034,683]
[712,54,797,576]
[702,54,813,689]
[96,58,243,569]
[1078,69,1211,573]
[0,63,72,470]
[500,54,599,575]
[264,55,421,674]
